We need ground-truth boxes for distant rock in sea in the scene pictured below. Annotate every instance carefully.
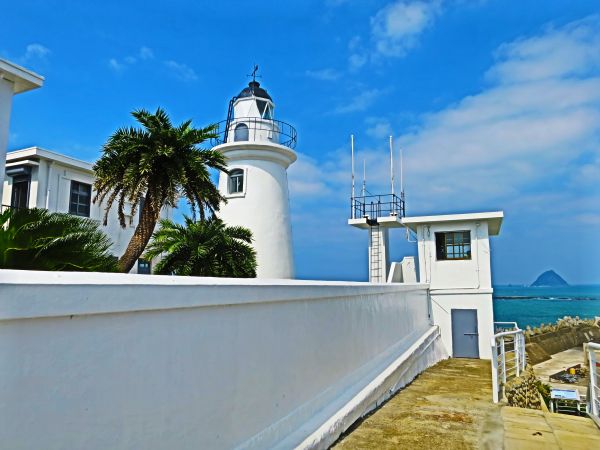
[531,270,568,287]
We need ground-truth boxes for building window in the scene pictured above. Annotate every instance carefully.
[137,258,151,274]
[228,169,244,194]
[234,123,249,141]
[435,231,471,260]
[10,175,30,210]
[69,181,92,217]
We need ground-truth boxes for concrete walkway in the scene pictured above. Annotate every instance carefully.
[332,358,503,449]
[502,406,600,449]
[332,358,600,450]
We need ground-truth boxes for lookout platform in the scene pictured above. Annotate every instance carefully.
[332,358,600,450]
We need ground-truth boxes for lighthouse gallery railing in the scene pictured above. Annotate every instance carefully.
[210,117,297,149]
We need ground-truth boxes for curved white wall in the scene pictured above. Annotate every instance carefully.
[0,270,441,450]
[216,144,296,279]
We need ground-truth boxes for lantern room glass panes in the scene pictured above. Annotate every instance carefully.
[229,169,244,194]
[435,230,471,260]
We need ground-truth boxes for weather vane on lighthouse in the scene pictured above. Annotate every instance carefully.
[247,64,261,83]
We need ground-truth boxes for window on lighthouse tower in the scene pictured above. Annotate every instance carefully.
[229,169,244,194]
[234,123,249,141]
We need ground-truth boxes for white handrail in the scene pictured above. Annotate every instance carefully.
[491,323,526,403]
[587,342,600,427]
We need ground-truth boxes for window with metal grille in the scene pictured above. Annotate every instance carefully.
[435,230,471,260]
[228,169,244,194]
[69,181,92,217]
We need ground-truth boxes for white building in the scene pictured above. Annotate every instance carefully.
[2,147,172,273]
[350,202,503,360]
[403,212,503,359]
[213,80,296,279]
[0,59,44,201]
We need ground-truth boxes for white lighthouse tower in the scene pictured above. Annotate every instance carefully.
[213,75,297,278]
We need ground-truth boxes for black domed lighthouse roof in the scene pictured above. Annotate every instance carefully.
[238,81,272,101]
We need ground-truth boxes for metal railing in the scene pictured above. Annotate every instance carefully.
[210,117,298,149]
[491,321,526,403]
[350,193,405,220]
[587,342,600,427]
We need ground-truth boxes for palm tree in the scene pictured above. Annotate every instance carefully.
[94,108,227,273]
[144,216,257,277]
[0,207,117,272]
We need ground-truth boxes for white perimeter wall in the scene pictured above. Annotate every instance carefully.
[0,270,443,450]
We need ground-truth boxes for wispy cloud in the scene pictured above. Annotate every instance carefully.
[347,0,443,69]
[22,43,51,63]
[371,0,442,58]
[334,88,383,114]
[108,46,155,71]
[365,117,393,139]
[108,47,197,82]
[164,60,198,81]
[306,68,341,81]
[295,15,600,227]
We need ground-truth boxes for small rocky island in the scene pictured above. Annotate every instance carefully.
[531,270,568,287]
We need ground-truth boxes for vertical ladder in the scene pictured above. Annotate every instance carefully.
[370,223,382,282]
[223,96,237,143]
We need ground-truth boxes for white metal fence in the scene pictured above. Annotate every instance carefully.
[491,322,527,403]
[587,342,600,427]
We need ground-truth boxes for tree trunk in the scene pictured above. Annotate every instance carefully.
[117,194,161,273]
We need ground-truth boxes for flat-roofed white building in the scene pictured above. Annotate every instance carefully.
[2,147,172,273]
[0,59,44,201]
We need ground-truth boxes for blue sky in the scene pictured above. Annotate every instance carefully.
[2,0,600,284]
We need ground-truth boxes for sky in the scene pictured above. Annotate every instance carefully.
[2,0,599,284]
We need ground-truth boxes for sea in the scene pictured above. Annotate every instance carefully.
[493,285,600,329]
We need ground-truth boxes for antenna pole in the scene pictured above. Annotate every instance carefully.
[362,159,366,197]
[351,134,355,200]
[400,143,404,194]
[390,135,395,196]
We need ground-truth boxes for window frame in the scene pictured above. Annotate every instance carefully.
[435,230,472,261]
[233,122,249,142]
[228,168,245,195]
[69,180,92,217]
[137,258,152,275]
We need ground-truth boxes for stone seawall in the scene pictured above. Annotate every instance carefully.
[525,325,600,365]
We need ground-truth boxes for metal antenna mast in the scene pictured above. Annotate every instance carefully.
[351,134,355,201]
[389,135,395,196]
[362,159,366,197]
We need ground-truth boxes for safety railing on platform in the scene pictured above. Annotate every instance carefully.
[587,342,600,427]
[491,322,526,403]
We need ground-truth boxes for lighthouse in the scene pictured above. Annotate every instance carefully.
[213,76,297,278]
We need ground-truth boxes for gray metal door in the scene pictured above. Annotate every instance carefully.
[451,309,479,358]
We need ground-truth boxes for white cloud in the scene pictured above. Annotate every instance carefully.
[288,153,332,197]
[18,43,52,64]
[108,58,124,71]
[295,16,600,229]
[334,88,382,114]
[366,117,393,139]
[164,60,198,81]
[486,16,600,84]
[306,68,341,81]
[108,46,155,71]
[139,46,154,60]
[371,0,442,58]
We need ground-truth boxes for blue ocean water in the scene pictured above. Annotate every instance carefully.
[493,285,600,329]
